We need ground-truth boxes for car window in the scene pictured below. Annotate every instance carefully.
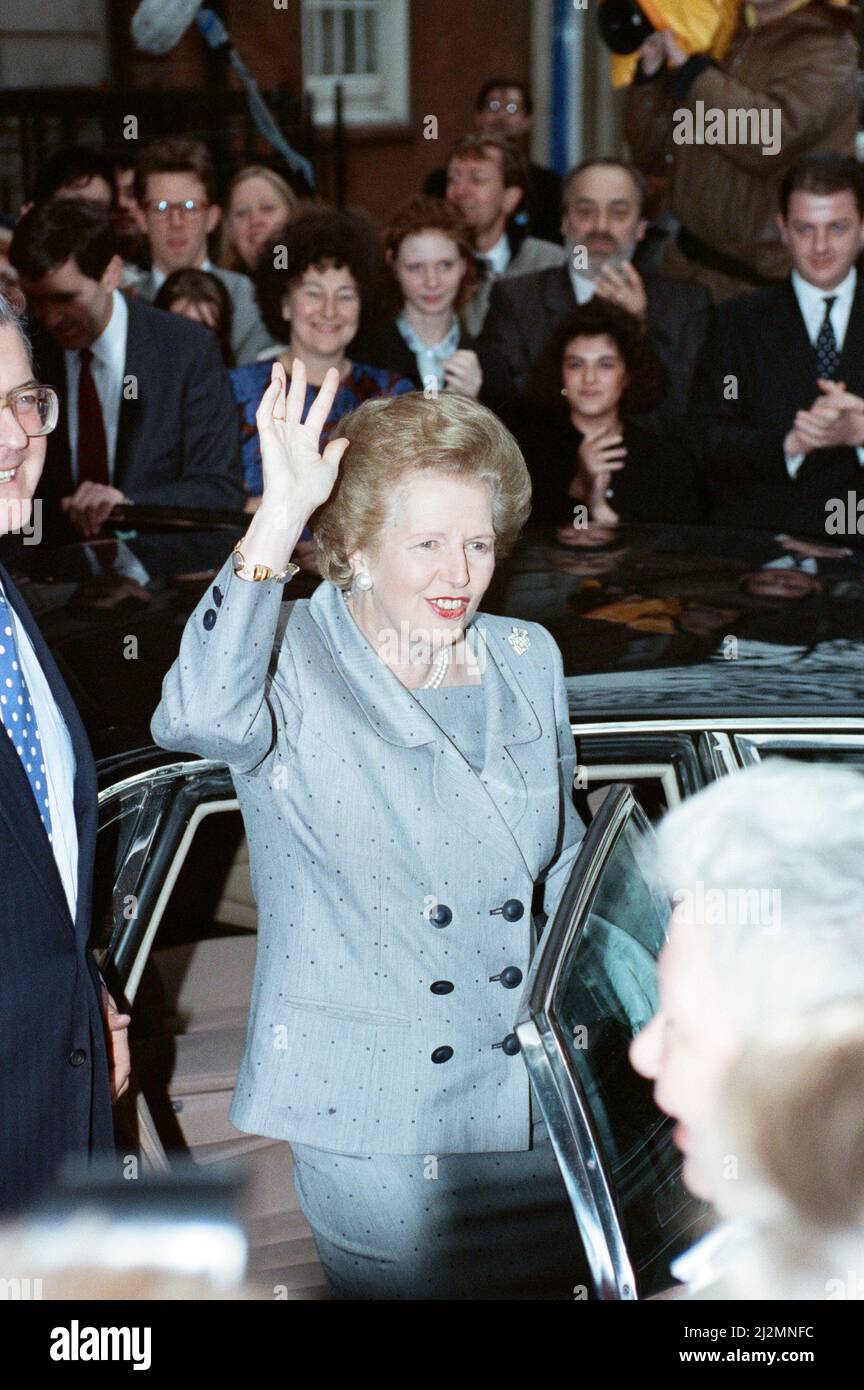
[734,732,864,771]
[155,808,253,949]
[100,786,259,1158]
[129,805,257,1067]
[571,733,705,825]
[557,825,703,1295]
[518,787,706,1299]
[92,784,153,957]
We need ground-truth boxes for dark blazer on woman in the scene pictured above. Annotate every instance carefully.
[364,319,479,391]
[514,409,707,529]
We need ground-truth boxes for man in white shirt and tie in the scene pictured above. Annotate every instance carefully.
[692,153,864,536]
[444,133,565,336]
[0,292,130,1215]
[10,197,245,540]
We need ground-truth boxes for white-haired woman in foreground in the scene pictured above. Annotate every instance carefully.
[629,758,864,1297]
[696,998,864,1301]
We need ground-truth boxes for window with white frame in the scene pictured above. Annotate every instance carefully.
[302,0,410,126]
[0,0,108,87]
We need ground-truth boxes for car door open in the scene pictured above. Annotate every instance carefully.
[516,785,707,1300]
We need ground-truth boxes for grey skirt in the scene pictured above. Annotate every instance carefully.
[290,1115,590,1299]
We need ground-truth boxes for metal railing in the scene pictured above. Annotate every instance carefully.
[0,83,332,209]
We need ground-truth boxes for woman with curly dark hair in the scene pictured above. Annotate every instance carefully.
[519,300,705,531]
[230,209,413,502]
[373,195,483,397]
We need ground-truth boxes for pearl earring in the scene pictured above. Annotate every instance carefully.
[560,388,568,397]
[353,571,373,592]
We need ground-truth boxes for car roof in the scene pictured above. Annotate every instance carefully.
[484,523,864,722]
[3,519,863,755]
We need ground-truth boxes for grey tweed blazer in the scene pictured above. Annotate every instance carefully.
[151,556,583,1155]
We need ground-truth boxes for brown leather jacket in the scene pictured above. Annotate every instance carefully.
[625,2,860,282]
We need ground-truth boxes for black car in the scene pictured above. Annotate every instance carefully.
[6,516,864,1298]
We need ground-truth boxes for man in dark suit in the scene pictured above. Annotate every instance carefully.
[477,159,710,431]
[10,199,244,541]
[442,134,565,337]
[691,155,864,540]
[0,293,129,1216]
[424,77,562,246]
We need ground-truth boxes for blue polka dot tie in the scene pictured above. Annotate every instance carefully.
[815,295,839,380]
[0,592,53,841]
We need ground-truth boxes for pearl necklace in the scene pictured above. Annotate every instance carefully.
[343,590,451,689]
[419,645,450,690]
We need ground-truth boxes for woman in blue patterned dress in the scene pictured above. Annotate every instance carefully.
[231,209,413,507]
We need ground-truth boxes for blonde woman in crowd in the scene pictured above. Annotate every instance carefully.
[219,164,300,274]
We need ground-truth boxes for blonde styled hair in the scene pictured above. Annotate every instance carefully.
[312,391,532,588]
[219,165,300,271]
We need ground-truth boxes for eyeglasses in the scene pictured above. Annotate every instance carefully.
[485,99,523,115]
[0,385,59,437]
[144,199,210,218]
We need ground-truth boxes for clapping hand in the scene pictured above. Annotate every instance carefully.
[442,349,483,398]
[786,377,864,454]
[571,428,626,523]
[638,29,688,77]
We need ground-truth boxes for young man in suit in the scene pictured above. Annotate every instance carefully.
[477,158,710,432]
[10,198,245,540]
[131,137,276,365]
[444,134,565,337]
[691,154,864,539]
[626,0,860,303]
[0,294,129,1216]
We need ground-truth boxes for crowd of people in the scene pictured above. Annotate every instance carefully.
[0,31,861,555]
[2,0,864,1304]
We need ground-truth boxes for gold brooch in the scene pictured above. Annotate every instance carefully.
[507,626,530,655]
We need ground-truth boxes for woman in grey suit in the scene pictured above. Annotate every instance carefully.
[152,360,587,1299]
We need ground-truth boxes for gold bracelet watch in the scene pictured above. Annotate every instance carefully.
[231,542,300,583]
